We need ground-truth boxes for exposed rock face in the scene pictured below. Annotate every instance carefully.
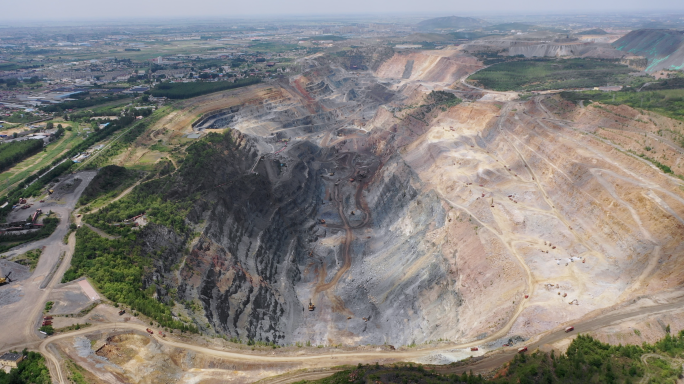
[139,49,684,348]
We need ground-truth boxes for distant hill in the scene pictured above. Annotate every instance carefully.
[484,23,538,32]
[576,28,608,35]
[612,29,684,72]
[417,16,488,31]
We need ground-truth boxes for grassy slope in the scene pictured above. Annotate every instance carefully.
[0,124,83,196]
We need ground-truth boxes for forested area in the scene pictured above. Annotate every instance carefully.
[85,176,191,235]
[62,227,198,332]
[78,165,140,206]
[0,140,44,172]
[469,58,634,91]
[150,77,260,99]
[308,333,684,384]
[0,351,51,384]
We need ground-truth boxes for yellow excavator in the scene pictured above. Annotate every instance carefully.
[0,271,12,286]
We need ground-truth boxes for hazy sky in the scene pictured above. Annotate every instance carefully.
[3,0,684,21]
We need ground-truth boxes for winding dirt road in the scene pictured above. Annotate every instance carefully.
[27,291,684,384]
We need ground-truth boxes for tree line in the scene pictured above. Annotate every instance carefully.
[150,77,260,99]
[0,140,44,173]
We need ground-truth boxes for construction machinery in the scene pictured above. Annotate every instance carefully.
[308,300,315,311]
[565,326,575,333]
[0,271,12,285]
[518,346,528,353]
[470,347,479,351]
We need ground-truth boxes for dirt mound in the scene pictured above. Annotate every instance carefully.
[375,50,482,83]
[612,29,684,72]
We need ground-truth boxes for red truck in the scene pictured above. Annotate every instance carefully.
[565,326,574,333]
[43,316,53,320]
[42,321,52,326]
[470,347,479,351]
[146,328,154,335]
[518,346,528,353]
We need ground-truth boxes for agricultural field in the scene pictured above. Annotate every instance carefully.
[0,125,82,196]
[150,77,260,99]
[0,140,44,173]
[468,58,636,91]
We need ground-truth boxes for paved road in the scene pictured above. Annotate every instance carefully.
[0,171,96,353]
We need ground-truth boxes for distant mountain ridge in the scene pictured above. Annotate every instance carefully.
[417,16,488,30]
[612,29,684,72]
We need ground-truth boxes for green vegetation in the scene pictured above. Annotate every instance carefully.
[40,93,132,113]
[44,301,53,311]
[2,111,42,124]
[85,177,192,234]
[66,361,88,384]
[469,58,634,91]
[250,42,300,53]
[576,29,608,35]
[0,110,142,217]
[427,91,462,109]
[0,217,59,253]
[62,227,198,332]
[301,333,684,384]
[54,322,91,332]
[12,249,42,271]
[637,152,674,174]
[39,325,54,335]
[150,78,261,99]
[0,160,74,220]
[85,107,165,169]
[63,132,248,333]
[0,128,81,196]
[0,351,51,384]
[643,78,684,91]
[560,89,684,123]
[0,140,44,172]
[79,165,140,206]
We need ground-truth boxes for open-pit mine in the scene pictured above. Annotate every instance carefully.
[3,42,684,384]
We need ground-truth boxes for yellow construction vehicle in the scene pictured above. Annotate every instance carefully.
[0,271,12,286]
[308,299,315,311]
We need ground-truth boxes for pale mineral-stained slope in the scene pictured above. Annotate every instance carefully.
[123,48,684,352]
[375,49,482,84]
[400,95,684,341]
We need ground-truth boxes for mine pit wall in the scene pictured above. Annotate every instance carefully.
[137,124,513,346]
